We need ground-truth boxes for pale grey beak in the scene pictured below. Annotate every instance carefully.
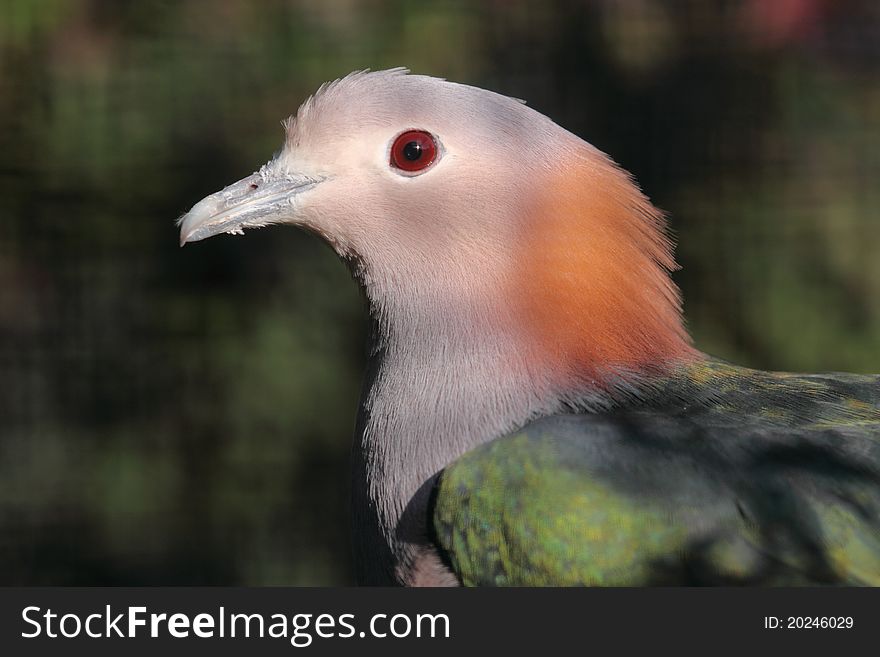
[178,171,322,246]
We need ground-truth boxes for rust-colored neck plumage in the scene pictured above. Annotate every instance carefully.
[513,148,698,389]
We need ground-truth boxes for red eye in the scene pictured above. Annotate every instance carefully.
[390,130,438,173]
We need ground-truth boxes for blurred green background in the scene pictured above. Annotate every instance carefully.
[1,0,878,585]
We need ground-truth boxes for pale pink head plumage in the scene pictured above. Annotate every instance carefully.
[180,68,695,393]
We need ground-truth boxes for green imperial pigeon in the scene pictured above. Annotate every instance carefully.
[179,69,880,586]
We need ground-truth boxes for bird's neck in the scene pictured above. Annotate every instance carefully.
[350,292,695,585]
[351,311,555,584]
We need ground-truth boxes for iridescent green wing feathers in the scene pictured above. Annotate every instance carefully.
[433,361,880,585]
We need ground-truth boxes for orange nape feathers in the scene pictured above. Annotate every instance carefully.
[513,148,698,388]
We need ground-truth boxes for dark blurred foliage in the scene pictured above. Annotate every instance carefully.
[0,0,878,585]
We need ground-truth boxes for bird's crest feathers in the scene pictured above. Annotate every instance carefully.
[512,139,696,389]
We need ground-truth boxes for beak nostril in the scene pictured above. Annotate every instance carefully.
[249,183,259,190]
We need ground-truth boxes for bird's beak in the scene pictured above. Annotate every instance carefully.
[178,170,322,246]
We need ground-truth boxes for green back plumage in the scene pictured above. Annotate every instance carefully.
[433,360,880,585]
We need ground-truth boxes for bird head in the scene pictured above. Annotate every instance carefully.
[180,69,695,393]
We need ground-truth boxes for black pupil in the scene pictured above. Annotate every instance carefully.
[402,140,423,161]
